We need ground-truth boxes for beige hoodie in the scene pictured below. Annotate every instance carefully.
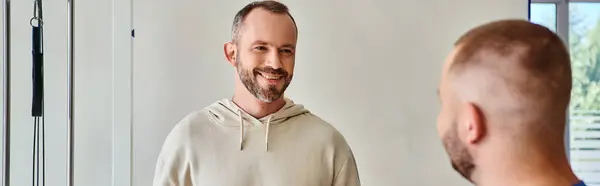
[152,98,361,186]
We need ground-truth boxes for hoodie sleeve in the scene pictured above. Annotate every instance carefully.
[333,149,361,186]
[152,122,194,186]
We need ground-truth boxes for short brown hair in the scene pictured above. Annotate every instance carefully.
[231,1,298,42]
[450,19,572,133]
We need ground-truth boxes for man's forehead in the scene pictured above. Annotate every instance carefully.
[240,9,297,43]
[244,8,295,30]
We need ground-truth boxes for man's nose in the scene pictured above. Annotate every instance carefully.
[264,50,283,69]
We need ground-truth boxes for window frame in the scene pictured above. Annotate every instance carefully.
[529,0,600,162]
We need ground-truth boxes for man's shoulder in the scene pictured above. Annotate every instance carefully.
[175,109,214,127]
[294,113,356,162]
[164,110,214,141]
[299,113,340,132]
[294,113,350,146]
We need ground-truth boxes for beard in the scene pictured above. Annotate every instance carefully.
[442,122,476,183]
[236,55,293,103]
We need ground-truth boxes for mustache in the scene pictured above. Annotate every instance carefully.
[254,67,288,77]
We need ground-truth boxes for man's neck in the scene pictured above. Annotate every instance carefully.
[231,91,286,119]
[474,142,579,186]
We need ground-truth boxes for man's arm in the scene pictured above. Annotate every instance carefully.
[152,123,193,186]
[333,150,361,186]
[153,158,176,186]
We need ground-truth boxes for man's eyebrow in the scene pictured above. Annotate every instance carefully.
[281,44,296,49]
[251,41,295,49]
[251,40,268,45]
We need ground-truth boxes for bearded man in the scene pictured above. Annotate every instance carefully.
[152,1,360,186]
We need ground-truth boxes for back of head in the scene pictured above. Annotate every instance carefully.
[437,19,574,183]
[450,19,572,139]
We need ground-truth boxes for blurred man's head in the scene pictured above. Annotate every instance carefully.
[437,20,571,183]
[224,1,298,102]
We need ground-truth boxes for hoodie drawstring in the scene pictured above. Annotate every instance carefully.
[265,115,273,151]
[238,110,244,151]
[238,110,274,152]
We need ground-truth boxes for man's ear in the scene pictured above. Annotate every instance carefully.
[461,103,486,145]
[224,42,236,66]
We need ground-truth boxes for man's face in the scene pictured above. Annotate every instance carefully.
[233,8,297,102]
[437,48,476,183]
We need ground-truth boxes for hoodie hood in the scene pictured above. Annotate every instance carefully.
[205,97,310,151]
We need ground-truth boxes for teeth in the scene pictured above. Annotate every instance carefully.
[261,74,281,80]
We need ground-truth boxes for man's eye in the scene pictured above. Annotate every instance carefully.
[254,46,267,51]
[280,49,293,54]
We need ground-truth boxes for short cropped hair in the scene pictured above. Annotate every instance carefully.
[450,20,572,130]
[231,0,298,42]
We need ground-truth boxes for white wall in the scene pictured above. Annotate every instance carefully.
[2,0,527,185]
[132,0,528,186]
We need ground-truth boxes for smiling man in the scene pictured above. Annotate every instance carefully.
[437,19,586,186]
[152,1,360,186]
